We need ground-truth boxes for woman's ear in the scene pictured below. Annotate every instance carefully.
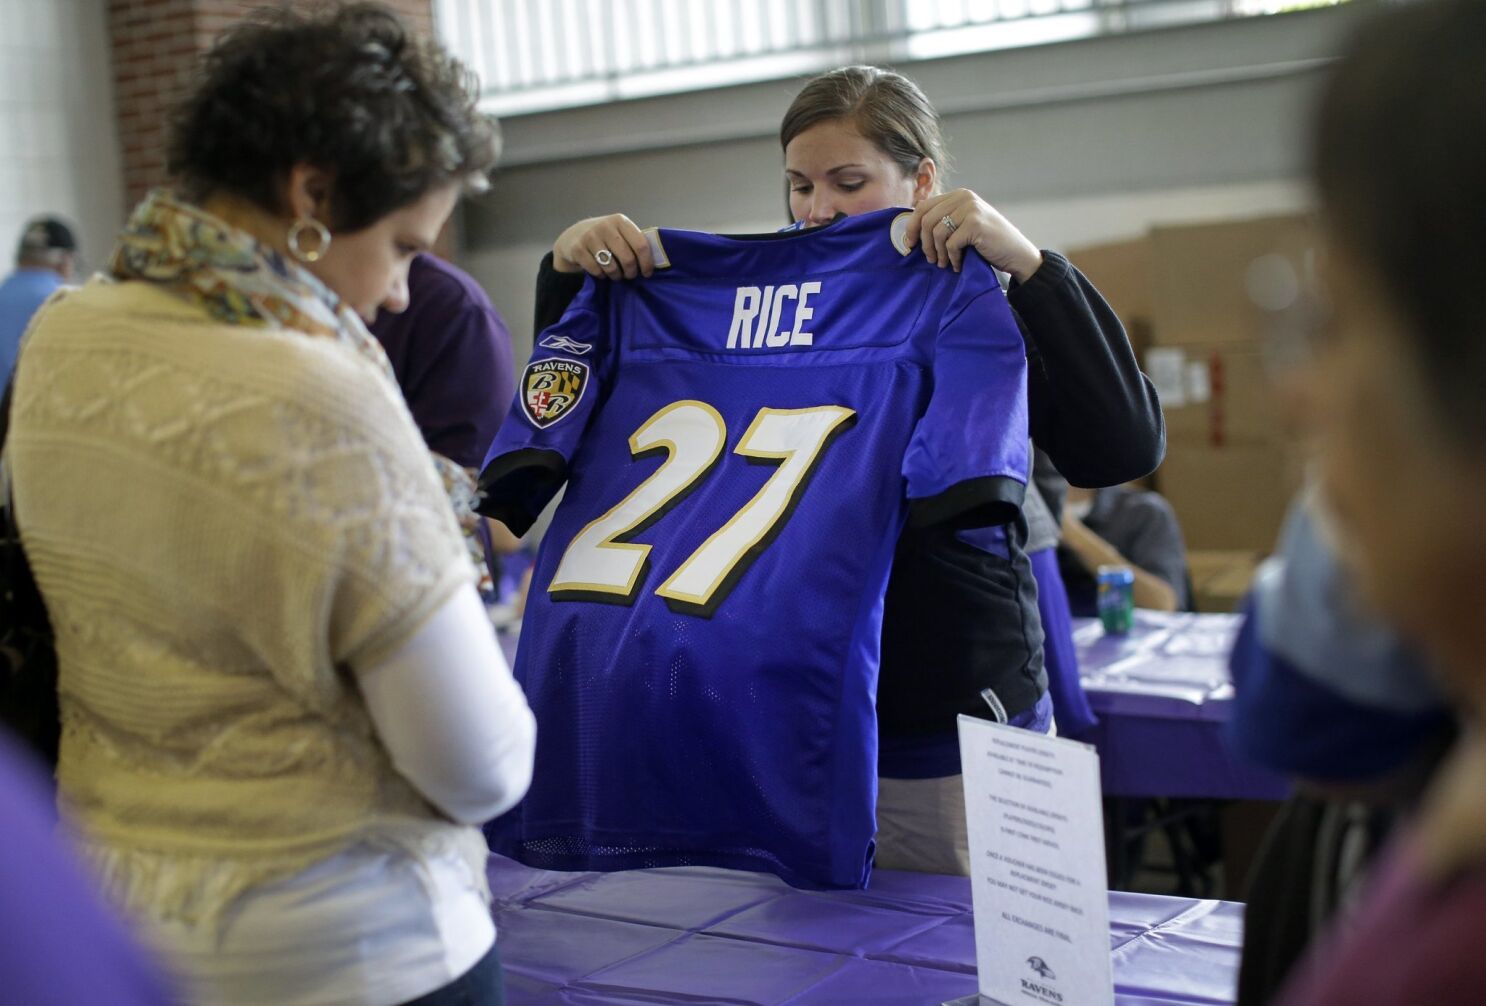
[283,164,334,224]
[913,158,938,204]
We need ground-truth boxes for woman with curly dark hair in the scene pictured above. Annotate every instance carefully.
[4,5,533,1004]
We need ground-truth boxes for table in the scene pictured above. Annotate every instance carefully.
[1075,611,1289,801]
[489,854,1243,1005]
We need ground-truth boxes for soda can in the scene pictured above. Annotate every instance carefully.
[1097,565,1136,634]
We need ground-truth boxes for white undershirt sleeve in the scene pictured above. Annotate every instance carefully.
[354,584,535,825]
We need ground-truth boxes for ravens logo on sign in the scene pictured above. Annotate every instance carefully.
[1026,956,1056,980]
[522,358,590,429]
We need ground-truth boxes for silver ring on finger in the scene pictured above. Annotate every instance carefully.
[939,214,957,234]
[594,248,615,267]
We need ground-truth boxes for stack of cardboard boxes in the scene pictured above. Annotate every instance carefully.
[1067,214,1314,612]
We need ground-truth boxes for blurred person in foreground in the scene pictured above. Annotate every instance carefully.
[0,216,78,384]
[0,731,176,1005]
[5,5,534,1004]
[1229,489,1453,1005]
[1265,0,1486,1001]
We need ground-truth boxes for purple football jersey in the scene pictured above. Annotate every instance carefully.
[479,208,1028,889]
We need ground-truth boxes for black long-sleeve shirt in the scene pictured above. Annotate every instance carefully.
[527,245,1164,740]
[1012,251,1164,485]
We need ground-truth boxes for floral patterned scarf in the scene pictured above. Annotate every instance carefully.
[110,190,488,583]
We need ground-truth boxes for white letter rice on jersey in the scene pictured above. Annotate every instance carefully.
[764,284,798,347]
[791,281,821,346]
[726,287,761,349]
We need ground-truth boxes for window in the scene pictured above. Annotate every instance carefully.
[436,0,1352,117]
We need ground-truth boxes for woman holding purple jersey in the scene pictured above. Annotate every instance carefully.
[510,66,1161,874]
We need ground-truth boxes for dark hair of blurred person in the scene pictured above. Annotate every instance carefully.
[1273,2,1486,1002]
[4,5,533,1005]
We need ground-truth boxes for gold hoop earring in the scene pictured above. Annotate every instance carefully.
[287,216,331,263]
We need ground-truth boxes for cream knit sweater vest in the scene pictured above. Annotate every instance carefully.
[7,279,483,925]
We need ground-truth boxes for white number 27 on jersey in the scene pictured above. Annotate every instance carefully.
[549,400,856,617]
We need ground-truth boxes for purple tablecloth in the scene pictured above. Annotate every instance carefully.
[1076,612,1289,800]
[489,854,1242,1004]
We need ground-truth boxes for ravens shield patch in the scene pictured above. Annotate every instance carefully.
[522,358,590,428]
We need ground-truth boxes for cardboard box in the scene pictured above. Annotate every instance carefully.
[1065,237,1153,357]
[1186,549,1264,613]
[1149,344,1287,448]
[1148,214,1319,349]
[1156,443,1299,553]
[1065,216,1316,556]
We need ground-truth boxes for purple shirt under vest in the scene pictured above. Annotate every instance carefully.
[370,254,515,469]
[0,733,177,1004]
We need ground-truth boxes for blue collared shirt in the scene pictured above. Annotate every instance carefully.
[0,268,65,384]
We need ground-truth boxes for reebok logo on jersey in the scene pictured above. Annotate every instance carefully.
[725,281,822,349]
[890,212,914,256]
[522,358,589,428]
[539,334,594,355]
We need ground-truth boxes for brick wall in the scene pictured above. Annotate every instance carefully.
[108,0,436,208]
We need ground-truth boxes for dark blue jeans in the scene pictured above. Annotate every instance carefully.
[399,943,504,1006]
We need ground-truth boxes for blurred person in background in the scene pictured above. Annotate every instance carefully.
[1257,0,1486,1001]
[370,252,515,474]
[6,5,533,1004]
[491,64,1161,874]
[369,252,520,602]
[1,216,78,384]
[1056,480,1189,615]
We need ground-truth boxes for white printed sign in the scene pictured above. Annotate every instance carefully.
[955,716,1114,1006]
[1185,360,1212,404]
[1143,347,1187,409]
